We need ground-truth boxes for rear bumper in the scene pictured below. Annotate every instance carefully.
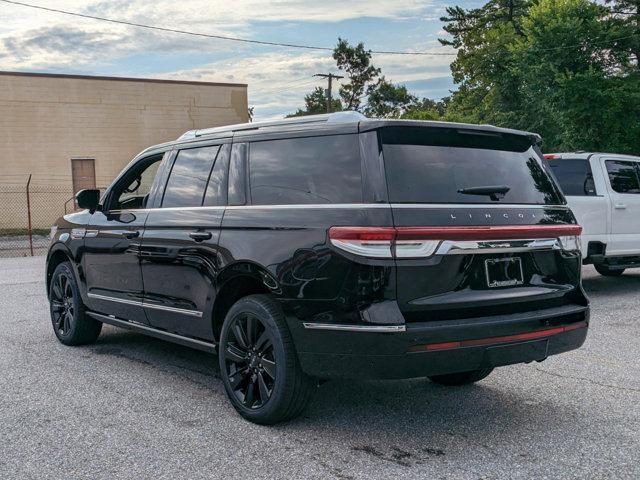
[288,304,589,379]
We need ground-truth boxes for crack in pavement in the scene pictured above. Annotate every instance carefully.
[534,367,640,393]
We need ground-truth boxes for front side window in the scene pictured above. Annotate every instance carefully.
[111,155,162,210]
[162,145,221,208]
[380,127,563,205]
[248,135,363,205]
[547,159,596,196]
[606,160,640,194]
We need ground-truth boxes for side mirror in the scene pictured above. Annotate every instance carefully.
[76,189,100,212]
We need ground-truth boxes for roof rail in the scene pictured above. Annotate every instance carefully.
[177,111,367,140]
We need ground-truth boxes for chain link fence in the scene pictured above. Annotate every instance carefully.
[0,175,107,258]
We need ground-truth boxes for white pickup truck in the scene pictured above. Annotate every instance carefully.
[545,152,640,276]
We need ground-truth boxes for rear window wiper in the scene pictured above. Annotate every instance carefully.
[457,185,510,201]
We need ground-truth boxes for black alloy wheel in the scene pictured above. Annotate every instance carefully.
[50,271,75,337]
[223,312,277,410]
[219,295,312,424]
[49,262,102,346]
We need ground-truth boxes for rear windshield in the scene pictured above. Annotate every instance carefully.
[546,158,596,196]
[380,127,563,205]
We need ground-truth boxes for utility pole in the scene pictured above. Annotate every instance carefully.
[314,73,344,113]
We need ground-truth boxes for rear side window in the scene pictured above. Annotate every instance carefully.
[547,159,596,196]
[380,127,562,205]
[606,160,640,194]
[162,145,220,207]
[248,135,362,205]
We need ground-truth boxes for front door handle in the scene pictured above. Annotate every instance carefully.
[189,231,212,242]
[123,230,140,239]
[614,203,627,209]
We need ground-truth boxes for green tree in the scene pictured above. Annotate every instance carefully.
[287,86,342,117]
[512,0,639,151]
[605,0,640,73]
[401,98,449,120]
[363,77,418,118]
[289,38,444,118]
[441,0,640,153]
[333,38,381,111]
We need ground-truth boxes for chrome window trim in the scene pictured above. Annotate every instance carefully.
[87,293,203,318]
[303,322,406,333]
[104,203,568,213]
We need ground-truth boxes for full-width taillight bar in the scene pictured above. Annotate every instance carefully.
[328,224,582,259]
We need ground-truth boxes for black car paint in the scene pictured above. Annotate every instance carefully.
[46,120,589,380]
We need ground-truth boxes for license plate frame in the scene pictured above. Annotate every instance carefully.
[484,257,524,288]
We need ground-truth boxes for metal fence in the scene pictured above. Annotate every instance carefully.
[0,175,107,258]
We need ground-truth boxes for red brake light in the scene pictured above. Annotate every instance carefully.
[327,227,395,241]
[396,225,582,241]
[329,224,582,258]
[543,154,557,160]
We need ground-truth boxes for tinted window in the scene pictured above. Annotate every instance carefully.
[380,127,562,205]
[112,155,162,210]
[249,135,362,205]
[203,144,229,207]
[162,145,220,208]
[547,159,596,196]
[606,160,640,194]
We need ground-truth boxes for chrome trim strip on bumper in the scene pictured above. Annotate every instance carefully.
[87,293,203,318]
[436,238,562,255]
[303,323,406,333]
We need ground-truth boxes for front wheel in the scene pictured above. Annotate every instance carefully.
[218,295,312,424]
[49,262,102,345]
[594,265,625,276]
[428,368,494,386]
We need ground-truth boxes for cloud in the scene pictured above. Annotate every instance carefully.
[0,0,455,119]
[159,47,455,120]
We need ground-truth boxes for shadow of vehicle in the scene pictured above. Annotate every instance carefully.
[88,323,586,462]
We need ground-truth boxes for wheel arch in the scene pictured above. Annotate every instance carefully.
[212,261,280,341]
[46,244,73,298]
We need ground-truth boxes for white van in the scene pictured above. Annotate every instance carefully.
[546,152,640,276]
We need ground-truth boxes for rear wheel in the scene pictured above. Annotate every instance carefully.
[594,264,625,276]
[218,294,312,424]
[49,262,102,345]
[428,368,493,386]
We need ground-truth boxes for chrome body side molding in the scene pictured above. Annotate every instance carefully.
[87,292,203,318]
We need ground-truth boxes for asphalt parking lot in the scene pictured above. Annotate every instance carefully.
[1,256,638,479]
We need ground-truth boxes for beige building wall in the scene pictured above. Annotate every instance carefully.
[0,71,248,229]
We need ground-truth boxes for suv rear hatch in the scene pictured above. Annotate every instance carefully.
[378,125,585,323]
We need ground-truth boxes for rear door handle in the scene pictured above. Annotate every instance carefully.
[614,203,627,209]
[123,230,140,239]
[189,231,212,242]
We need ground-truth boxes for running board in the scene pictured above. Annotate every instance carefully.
[86,311,217,354]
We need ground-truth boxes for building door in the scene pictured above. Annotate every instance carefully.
[71,158,96,194]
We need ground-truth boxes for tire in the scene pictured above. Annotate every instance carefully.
[428,368,494,386]
[49,262,102,346]
[218,294,312,425]
[594,264,625,276]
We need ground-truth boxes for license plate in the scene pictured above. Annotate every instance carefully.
[485,257,524,288]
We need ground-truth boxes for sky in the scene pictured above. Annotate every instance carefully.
[0,0,480,121]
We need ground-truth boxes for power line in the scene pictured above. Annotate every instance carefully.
[0,0,456,56]
[250,77,317,95]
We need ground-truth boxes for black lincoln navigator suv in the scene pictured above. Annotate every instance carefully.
[46,112,589,424]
